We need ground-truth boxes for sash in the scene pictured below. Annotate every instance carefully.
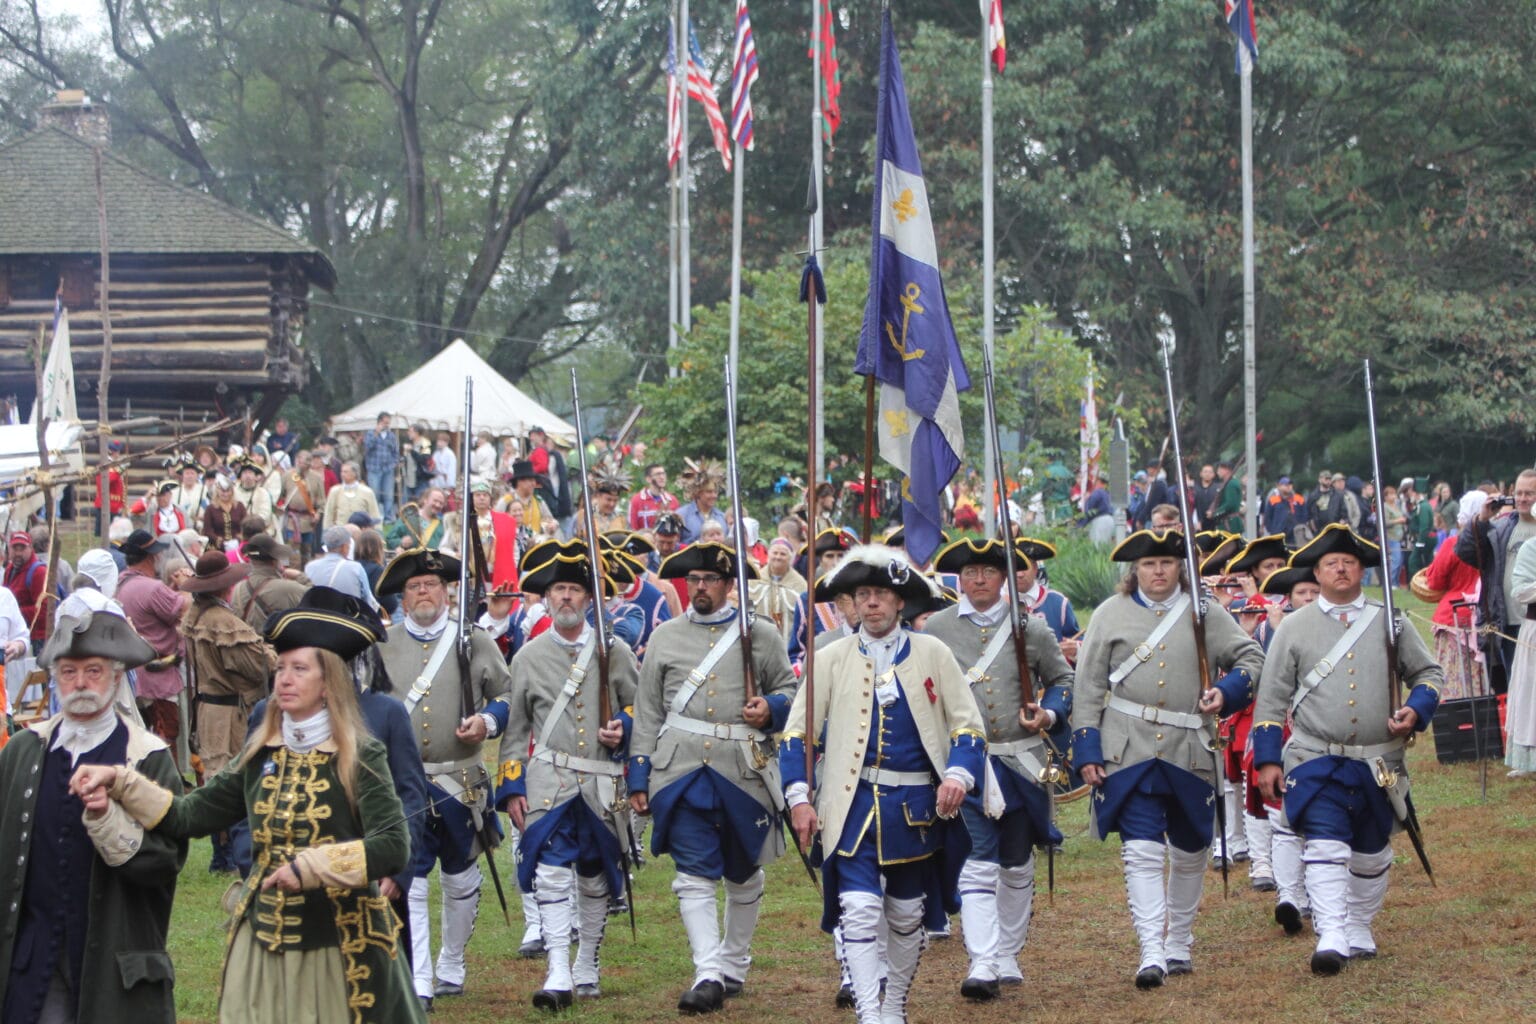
[667,625,743,716]
[964,615,1015,685]
[404,629,460,715]
[1107,594,1190,686]
[535,635,597,749]
[1290,605,1380,715]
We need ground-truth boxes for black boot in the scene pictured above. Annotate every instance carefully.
[678,980,725,1015]
[1135,965,1166,990]
[532,988,574,1011]
[1310,950,1346,976]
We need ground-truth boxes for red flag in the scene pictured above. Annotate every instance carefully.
[809,0,841,147]
[987,0,1006,74]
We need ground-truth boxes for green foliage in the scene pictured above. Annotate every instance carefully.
[1037,532,1121,613]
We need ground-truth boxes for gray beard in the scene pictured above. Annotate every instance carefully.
[408,602,444,626]
[553,608,584,631]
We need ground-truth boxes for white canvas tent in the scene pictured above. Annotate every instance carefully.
[329,339,576,443]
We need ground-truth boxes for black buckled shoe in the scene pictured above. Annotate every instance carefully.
[835,984,854,1008]
[533,988,574,1011]
[1310,950,1346,976]
[678,980,725,1015]
[1134,965,1166,990]
[1166,959,1193,977]
[960,976,1001,1001]
[1275,902,1304,936]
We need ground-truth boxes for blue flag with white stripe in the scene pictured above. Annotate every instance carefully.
[856,9,971,566]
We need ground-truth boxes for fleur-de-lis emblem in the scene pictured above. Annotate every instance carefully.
[891,187,918,223]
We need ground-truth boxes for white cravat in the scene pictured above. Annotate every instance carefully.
[686,605,736,626]
[404,606,452,642]
[551,623,593,651]
[1138,589,1181,613]
[282,708,331,753]
[1317,595,1366,625]
[859,627,904,704]
[51,709,118,767]
[957,595,1008,628]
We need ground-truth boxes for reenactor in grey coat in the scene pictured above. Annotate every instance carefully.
[1253,523,1442,975]
[375,547,514,1006]
[495,538,639,1009]
[1070,529,1265,988]
[924,537,1074,998]
[627,542,797,1014]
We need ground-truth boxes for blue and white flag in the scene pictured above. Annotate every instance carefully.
[857,10,971,567]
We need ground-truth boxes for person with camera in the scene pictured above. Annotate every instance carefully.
[1455,468,1536,694]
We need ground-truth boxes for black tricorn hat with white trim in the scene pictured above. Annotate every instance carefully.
[813,544,938,605]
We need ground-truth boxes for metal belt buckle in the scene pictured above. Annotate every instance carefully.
[1134,643,1153,663]
[1315,658,1333,678]
[714,723,734,740]
[1140,704,1160,723]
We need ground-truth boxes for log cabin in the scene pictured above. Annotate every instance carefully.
[0,92,335,457]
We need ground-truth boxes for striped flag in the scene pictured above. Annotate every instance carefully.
[687,21,733,171]
[1078,357,1099,510]
[810,0,842,148]
[730,0,759,151]
[1225,0,1258,75]
[986,0,1006,73]
[857,11,971,566]
[666,26,683,167]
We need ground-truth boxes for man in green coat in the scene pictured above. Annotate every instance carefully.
[0,597,187,1024]
[1213,460,1246,535]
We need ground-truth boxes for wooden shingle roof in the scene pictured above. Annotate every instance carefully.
[0,126,335,289]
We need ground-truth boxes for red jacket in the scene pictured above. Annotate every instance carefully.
[4,555,49,640]
[1424,534,1483,627]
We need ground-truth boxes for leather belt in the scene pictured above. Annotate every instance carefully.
[194,693,240,707]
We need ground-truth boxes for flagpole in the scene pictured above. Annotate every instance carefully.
[679,0,692,339]
[811,0,827,479]
[727,143,745,389]
[668,160,680,378]
[1240,63,1257,538]
[981,1,997,539]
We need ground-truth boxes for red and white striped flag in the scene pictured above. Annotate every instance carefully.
[688,20,733,171]
[1079,357,1100,510]
[666,27,683,167]
[730,0,759,151]
[986,0,1006,73]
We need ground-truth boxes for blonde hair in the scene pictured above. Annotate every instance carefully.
[238,648,371,811]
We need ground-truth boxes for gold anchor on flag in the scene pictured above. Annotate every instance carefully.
[884,283,927,362]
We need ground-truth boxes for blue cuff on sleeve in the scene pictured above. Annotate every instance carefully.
[947,733,986,784]
[1214,667,1254,715]
[1251,722,1285,767]
[493,772,526,811]
[627,755,651,794]
[779,735,808,790]
[1405,683,1440,731]
[766,692,792,734]
[1070,726,1103,770]
[483,699,511,733]
[1041,684,1072,737]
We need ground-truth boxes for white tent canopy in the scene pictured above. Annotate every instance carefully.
[329,339,576,443]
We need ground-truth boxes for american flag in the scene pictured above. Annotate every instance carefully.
[1225,0,1258,75]
[666,26,683,168]
[1079,357,1100,510]
[730,0,759,151]
[688,21,733,171]
[986,0,1006,74]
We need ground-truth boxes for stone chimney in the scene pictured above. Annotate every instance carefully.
[37,89,111,147]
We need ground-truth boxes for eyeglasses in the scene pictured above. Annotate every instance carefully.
[959,566,1002,580]
[685,574,725,586]
[404,579,445,593]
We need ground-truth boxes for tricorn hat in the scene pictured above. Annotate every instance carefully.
[519,538,616,597]
[1199,535,1244,576]
[1015,536,1059,563]
[1111,529,1188,563]
[1288,522,1380,569]
[813,545,937,605]
[801,527,856,559]
[901,579,958,623]
[179,549,251,593]
[39,600,156,670]
[1226,534,1291,577]
[881,525,951,551]
[264,586,387,661]
[932,537,1035,575]
[1192,530,1237,556]
[658,542,759,582]
[1260,564,1317,597]
[376,546,463,597]
[602,530,656,559]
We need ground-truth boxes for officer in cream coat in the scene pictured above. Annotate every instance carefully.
[782,546,987,1024]
[1070,529,1264,989]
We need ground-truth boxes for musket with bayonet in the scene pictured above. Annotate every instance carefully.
[1159,343,1228,898]
[570,369,639,935]
[980,349,1064,899]
[453,377,513,927]
[723,360,820,895]
[1362,359,1435,885]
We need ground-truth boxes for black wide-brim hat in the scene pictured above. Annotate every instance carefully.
[264,586,387,661]
[932,537,1036,575]
[1289,522,1380,569]
[1111,529,1188,563]
[1015,536,1058,563]
[179,550,251,593]
[376,546,463,597]
[800,527,856,559]
[120,528,170,562]
[1192,530,1237,555]
[659,542,760,582]
[1199,536,1244,576]
[40,608,157,670]
[508,459,539,482]
[1260,564,1317,597]
[601,530,657,559]
[814,545,938,605]
[519,538,617,597]
[1227,534,1291,576]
